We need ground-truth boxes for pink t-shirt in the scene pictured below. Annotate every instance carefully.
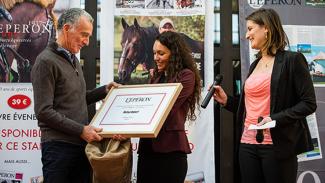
[241,72,273,144]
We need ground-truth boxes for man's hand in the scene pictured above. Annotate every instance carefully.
[105,82,121,93]
[80,125,103,143]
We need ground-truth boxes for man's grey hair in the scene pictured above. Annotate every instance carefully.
[57,8,93,30]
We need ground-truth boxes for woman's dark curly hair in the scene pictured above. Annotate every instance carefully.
[152,31,201,121]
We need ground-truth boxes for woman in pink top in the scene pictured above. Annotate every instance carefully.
[212,8,316,183]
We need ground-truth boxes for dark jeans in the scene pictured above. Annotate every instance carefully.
[137,152,187,183]
[41,141,91,183]
[239,143,297,183]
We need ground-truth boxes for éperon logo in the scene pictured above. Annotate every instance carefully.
[248,0,302,9]
[248,0,265,9]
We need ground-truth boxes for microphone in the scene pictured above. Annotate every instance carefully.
[201,74,223,109]
[256,116,264,143]
[0,6,13,23]
[141,71,149,76]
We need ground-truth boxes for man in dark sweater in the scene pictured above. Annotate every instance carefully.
[31,8,118,183]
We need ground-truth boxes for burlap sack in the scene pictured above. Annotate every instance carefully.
[85,138,132,183]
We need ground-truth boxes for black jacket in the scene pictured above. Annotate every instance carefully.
[225,50,317,159]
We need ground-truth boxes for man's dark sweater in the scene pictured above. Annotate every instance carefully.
[31,41,106,145]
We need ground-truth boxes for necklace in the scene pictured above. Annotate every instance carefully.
[259,57,273,68]
[265,62,271,68]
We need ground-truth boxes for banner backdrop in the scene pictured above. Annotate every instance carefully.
[239,1,325,182]
[0,1,79,182]
[101,0,215,182]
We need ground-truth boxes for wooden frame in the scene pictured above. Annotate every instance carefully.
[91,83,183,138]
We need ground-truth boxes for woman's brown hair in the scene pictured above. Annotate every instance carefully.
[246,8,289,58]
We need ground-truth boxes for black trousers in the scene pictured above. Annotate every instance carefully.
[137,152,187,183]
[41,141,91,183]
[239,143,297,183]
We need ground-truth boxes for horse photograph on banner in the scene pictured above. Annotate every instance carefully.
[114,16,205,85]
[116,0,145,8]
[0,0,56,83]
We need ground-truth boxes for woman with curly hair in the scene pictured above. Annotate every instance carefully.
[136,31,201,183]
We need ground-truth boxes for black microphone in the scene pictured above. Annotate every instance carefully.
[141,71,149,76]
[0,6,13,23]
[256,116,264,143]
[201,74,223,109]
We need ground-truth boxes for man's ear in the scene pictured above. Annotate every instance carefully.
[63,24,71,33]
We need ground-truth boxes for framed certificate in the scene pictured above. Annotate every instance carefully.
[91,83,183,138]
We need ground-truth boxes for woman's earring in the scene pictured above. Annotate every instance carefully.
[265,33,268,39]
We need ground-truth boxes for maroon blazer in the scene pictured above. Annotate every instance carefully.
[140,69,195,154]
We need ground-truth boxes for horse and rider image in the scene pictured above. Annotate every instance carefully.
[0,0,56,83]
[146,0,174,9]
